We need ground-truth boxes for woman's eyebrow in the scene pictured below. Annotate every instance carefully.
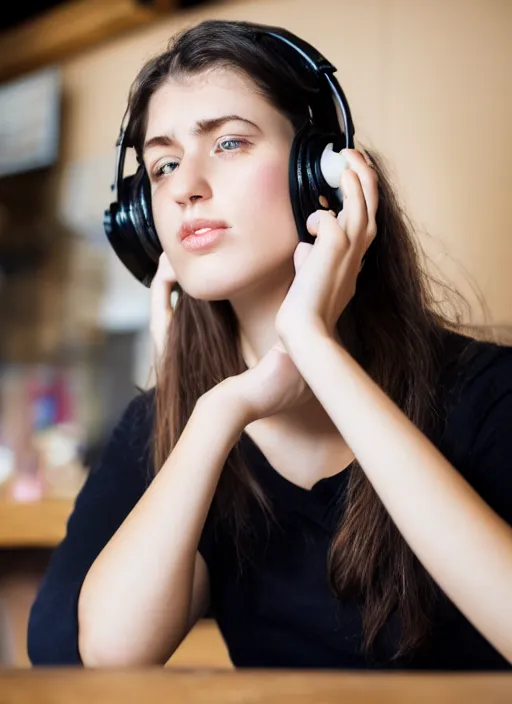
[143,114,261,152]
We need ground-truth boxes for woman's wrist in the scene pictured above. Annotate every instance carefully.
[196,376,253,434]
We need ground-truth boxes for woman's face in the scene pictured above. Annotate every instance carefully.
[143,68,298,301]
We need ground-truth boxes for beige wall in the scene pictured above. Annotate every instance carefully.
[58,0,511,325]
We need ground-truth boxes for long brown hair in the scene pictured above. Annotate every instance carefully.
[126,19,493,663]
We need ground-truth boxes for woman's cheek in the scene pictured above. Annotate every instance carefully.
[246,160,296,234]
[249,160,289,206]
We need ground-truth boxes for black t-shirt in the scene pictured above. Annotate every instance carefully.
[27,332,512,670]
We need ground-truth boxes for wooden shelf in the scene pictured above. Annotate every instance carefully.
[0,0,178,83]
[0,495,74,548]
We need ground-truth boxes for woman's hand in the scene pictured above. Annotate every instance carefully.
[276,149,378,347]
[150,252,178,364]
[207,342,313,425]
[236,342,313,422]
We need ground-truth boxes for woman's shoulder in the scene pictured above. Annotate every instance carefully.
[438,328,512,403]
[437,328,512,473]
[89,387,157,485]
[114,387,156,439]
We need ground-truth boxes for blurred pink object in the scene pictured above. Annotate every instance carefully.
[10,472,44,502]
[5,370,44,503]
[10,440,44,502]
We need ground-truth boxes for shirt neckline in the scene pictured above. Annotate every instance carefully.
[240,430,353,500]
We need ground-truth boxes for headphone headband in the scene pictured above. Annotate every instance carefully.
[264,28,354,146]
[264,28,337,73]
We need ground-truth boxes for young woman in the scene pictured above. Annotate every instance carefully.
[28,19,512,670]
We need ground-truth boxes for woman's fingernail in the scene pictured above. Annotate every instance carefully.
[307,211,321,229]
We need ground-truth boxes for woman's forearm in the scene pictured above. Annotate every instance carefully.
[78,385,247,667]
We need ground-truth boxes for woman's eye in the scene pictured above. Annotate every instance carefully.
[215,138,249,153]
[153,161,178,178]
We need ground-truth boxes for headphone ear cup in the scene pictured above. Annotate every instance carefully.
[103,166,161,287]
[289,125,346,243]
[134,167,162,261]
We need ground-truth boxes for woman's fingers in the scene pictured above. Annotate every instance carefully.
[337,167,368,246]
[152,252,177,303]
[340,149,379,241]
[156,251,177,286]
[150,253,177,360]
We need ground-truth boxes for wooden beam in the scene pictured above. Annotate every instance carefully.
[0,0,177,84]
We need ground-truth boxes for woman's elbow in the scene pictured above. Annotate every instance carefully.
[78,631,168,668]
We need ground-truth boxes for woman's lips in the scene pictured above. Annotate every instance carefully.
[180,227,228,251]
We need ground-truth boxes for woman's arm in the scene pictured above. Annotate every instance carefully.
[286,332,512,664]
[78,386,247,667]
[27,394,152,665]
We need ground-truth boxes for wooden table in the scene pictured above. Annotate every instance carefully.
[0,670,511,703]
[0,487,77,666]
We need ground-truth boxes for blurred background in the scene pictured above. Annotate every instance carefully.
[0,0,510,668]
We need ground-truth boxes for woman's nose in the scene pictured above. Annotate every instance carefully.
[168,157,212,206]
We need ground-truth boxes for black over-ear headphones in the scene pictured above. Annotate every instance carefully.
[103,26,355,287]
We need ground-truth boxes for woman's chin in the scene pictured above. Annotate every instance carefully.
[180,283,240,302]
[178,271,258,302]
